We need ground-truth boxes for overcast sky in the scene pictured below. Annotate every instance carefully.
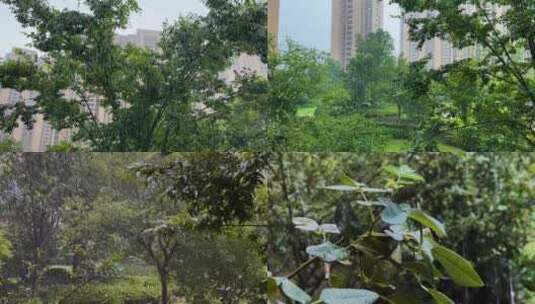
[0,0,208,56]
[280,0,401,55]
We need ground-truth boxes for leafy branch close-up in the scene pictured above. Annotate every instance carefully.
[267,154,535,304]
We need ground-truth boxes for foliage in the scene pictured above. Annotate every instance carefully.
[393,0,535,150]
[0,138,22,152]
[173,230,266,303]
[0,153,267,303]
[346,30,396,110]
[286,112,389,152]
[0,154,97,295]
[135,152,269,228]
[268,164,484,304]
[0,0,266,151]
[0,228,11,262]
[267,41,394,151]
[266,153,534,303]
[0,227,12,284]
[46,141,80,152]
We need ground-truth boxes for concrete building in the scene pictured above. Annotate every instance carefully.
[116,29,267,80]
[0,87,72,151]
[400,11,480,69]
[331,0,384,68]
[400,4,506,69]
[268,0,280,50]
[114,29,161,49]
[0,48,107,152]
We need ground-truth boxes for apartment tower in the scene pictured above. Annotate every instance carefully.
[331,0,384,67]
[400,5,506,69]
[268,0,280,50]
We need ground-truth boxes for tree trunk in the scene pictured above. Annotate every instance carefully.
[509,268,515,304]
[72,250,81,275]
[159,268,169,304]
[397,102,401,124]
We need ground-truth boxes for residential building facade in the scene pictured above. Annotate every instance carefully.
[331,0,384,67]
[400,4,506,69]
[268,0,280,50]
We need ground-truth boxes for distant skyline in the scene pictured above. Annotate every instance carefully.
[279,0,401,55]
[0,0,208,56]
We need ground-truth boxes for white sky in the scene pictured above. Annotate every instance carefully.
[279,0,402,55]
[0,0,208,56]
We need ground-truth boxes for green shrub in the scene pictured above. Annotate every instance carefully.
[287,112,389,151]
[59,276,168,304]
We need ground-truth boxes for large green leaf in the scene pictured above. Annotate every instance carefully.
[275,277,311,304]
[293,217,319,232]
[306,241,349,263]
[323,184,389,193]
[408,209,446,238]
[339,175,364,187]
[381,203,411,225]
[319,288,379,304]
[353,200,389,207]
[323,185,360,192]
[522,241,535,259]
[425,288,454,304]
[385,224,406,241]
[384,165,425,182]
[319,223,341,234]
[404,261,434,283]
[432,245,484,287]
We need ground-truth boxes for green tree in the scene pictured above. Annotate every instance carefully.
[346,29,396,110]
[393,0,535,149]
[0,154,96,295]
[0,0,266,151]
[0,138,22,152]
[125,152,268,303]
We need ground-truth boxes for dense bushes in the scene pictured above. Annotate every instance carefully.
[287,113,389,151]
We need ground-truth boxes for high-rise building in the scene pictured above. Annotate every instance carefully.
[400,4,506,69]
[116,29,267,80]
[400,11,480,70]
[268,0,280,50]
[0,87,71,151]
[331,0,384,67]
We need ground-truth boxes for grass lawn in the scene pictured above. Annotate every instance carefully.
[296,106,317,118]
[384,139,465,153]
[377,103,399,116]
[57,276,183,304]
[437,143,465,154]
[384,139,411,152]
